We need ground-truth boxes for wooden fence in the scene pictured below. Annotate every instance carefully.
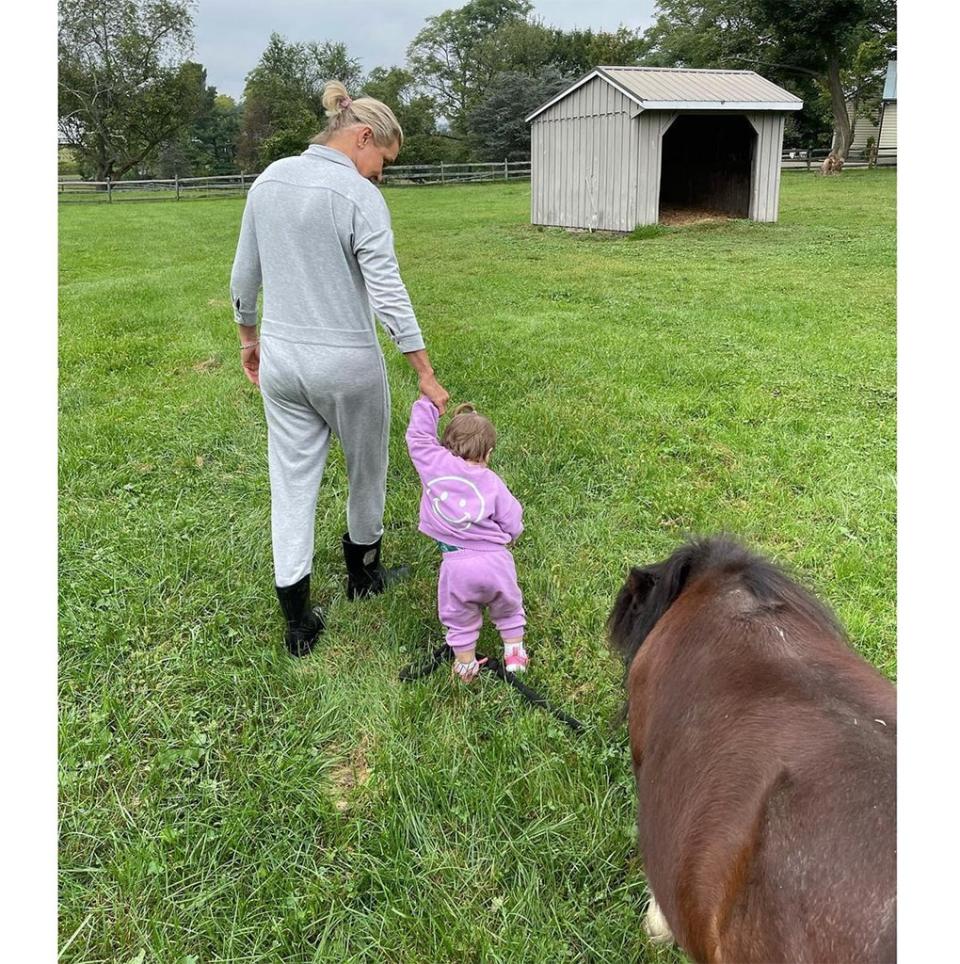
[386,159,531,185]
[781,147,897,171]
[57,160,533,203]
[58,152,894,203]
[59,172,260,203]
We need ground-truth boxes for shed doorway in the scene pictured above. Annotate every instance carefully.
[658,115,756,223]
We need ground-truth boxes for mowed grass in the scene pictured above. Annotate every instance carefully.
[58,170,895,963]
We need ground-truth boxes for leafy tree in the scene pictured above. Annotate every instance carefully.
[642,0,833,146]
[407,0,532,132]
[58,0,206,181]
[238,33,363,170]
[406,5,652,157]
[545,26,649,78]
[752,0,895,157]
[467,66,567,159]
[642,0,766,71]
[476,17,555,78]
[199,94,244,173]
[361,66,465,164]
[641,0,896,157]
[154,90,243,177]
[781,80,836,149]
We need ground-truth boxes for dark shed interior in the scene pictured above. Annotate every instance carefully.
[659,115,757,220]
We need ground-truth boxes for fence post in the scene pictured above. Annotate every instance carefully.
[175,174,181,200]
[440,161,445,184]
[806,147,811,172]
[504,158,508,181]
[107,177,112,203]
[240,171,245,192]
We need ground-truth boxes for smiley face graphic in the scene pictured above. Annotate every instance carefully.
[426,475,486,531]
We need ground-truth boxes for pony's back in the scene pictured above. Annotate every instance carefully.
[611,537,896,963]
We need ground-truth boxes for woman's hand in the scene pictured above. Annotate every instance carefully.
[241,342,260,388]
[419,373,449,414]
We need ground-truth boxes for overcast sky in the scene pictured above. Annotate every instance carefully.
[194,0,658,102]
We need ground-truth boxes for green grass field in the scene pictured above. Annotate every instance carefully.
[59,170,896,962]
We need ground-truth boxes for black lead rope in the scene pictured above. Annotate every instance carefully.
[398,643,586,734]
[398,642,453,682]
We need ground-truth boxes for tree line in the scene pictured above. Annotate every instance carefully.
[58,0,896,182]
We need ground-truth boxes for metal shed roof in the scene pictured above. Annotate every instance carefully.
[526,67,803,122]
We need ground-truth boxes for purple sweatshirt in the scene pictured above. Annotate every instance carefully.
[406,398,523,551]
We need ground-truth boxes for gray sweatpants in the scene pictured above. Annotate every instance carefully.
[260,333,390,588]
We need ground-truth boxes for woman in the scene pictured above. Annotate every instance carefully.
[230,81,449,656]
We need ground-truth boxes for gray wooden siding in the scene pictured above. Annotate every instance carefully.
[745,112,785,222]
[636,112,676,225]
[531,76,643,231]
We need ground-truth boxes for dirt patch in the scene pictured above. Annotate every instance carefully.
[570,684,596,704]
[207,298,231,308]
[658,207,734,226]
[329,734,373,812]
[192,357,223,373]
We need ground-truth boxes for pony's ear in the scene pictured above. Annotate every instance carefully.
[627,567,658,606]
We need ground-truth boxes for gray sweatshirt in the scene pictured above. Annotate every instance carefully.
[230,144,425,353]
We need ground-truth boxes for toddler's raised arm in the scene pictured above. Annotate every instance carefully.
[405,396,444,479]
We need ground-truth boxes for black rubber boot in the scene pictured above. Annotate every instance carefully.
[275,574,325,657]
[342,533,411,600]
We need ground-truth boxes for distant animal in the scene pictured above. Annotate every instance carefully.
[608,537,896,963]
[821,152,845,175]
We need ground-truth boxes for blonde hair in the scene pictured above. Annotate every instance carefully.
[442,403,497,463]
[310,80,403,149]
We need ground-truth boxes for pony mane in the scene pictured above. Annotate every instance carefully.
[608,536,844,672]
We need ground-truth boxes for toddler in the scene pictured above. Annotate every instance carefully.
[406,398,529,682]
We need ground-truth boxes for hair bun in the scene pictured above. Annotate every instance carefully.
[451,403,477,417]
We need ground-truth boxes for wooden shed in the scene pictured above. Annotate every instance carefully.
[526,67,803,231]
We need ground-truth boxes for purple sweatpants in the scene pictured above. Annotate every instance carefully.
[438,548,526,651]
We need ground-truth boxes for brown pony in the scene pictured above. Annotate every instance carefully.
[609,537,896,963]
